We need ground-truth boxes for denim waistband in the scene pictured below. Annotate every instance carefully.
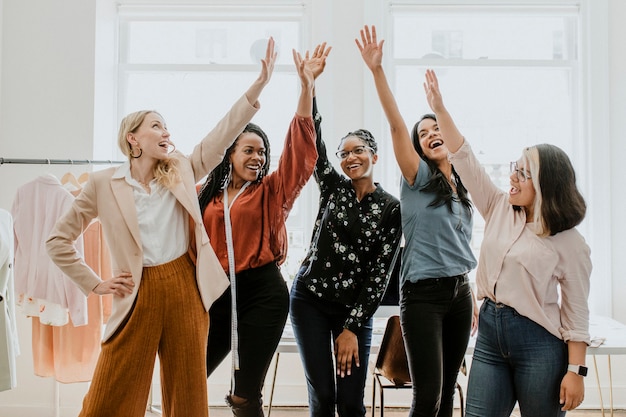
[483,298,518,313]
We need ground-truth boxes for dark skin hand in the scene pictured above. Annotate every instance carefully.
[335,328,359,378]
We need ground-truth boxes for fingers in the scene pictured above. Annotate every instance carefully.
[261,37,277,78]
[336,352,353,378]
[312,42,327,58]
[94,272,135,297]
[112,277,134,296]
[292,48,302,69]
[334,332,360,378]
[559,377,585,411]
[265,37,275,62]
[355,38,364,52]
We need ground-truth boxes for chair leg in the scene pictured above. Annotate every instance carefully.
[372,375,377,417]
[379,380,384,417]
[456,382,464,417]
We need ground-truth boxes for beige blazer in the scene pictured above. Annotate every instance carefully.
[47,95,258,341]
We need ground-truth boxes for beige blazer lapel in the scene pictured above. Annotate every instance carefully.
[168,178,209,245]
[111,177,143,250]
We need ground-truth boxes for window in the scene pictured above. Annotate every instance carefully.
[372,2,608,311]
[115,3,314,281]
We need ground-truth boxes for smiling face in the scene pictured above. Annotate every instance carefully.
[229,132,267,187]
[337,135,378,181]
[126,112,173,161]
[509,157,537,219]
[416,117,448,162]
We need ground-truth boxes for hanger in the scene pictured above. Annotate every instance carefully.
[78,172,90,185]
[61,172,81,190]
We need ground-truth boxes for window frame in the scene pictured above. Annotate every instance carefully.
[363,0,611,315]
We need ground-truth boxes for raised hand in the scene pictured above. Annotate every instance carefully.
[355,25,384,71]
[293,49,315,91]
[257,37,278,86]
[304,42,332,80]
[423,69,445,113]
[246,37,278,105]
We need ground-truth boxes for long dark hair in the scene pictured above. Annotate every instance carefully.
[198,123,271,213]
[410,114,472,214]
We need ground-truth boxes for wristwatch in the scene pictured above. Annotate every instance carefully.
[567,364,588,377]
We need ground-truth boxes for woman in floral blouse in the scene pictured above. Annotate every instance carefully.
[290,43,402,417]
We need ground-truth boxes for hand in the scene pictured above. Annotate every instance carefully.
[304,42,332,80]
[355,25,384,71]
[292,49,314,91]
[256,37,278,87]
[423,69,445,113]
[93,271,135,297]
[334,329,360,378]
[471,289,479,336]
[559,372,585,411]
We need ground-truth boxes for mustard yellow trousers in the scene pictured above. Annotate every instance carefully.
[79,253,209,417]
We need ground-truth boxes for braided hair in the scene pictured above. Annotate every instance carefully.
[198,123,271,213]
[339,129,378,154]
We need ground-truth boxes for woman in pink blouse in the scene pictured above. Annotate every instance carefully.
[424,69,591,417]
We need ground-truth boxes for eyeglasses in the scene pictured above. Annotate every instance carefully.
[335,145,374,160]
[510,161,532,183]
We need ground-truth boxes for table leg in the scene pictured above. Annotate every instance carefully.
[593,355,605,417]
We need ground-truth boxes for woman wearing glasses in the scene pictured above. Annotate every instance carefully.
[424,65,591,416]
[357,26,476,417]
[290,44,402,417]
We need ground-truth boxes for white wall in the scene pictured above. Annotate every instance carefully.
[609,0,626,325]
[0,0,625,415]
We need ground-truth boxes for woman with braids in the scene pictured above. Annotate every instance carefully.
[197,46,317,417]
[45,39,276,417]
[357,25,476,417]
[289,43,402,417]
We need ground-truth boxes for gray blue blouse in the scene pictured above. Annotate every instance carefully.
[400,158,477,285]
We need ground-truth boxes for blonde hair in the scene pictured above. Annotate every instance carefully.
[521,146,545,235]
[117,110,181,188]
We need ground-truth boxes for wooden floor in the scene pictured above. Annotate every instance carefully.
[146,406,626,416]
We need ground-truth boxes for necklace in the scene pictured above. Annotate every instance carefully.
[130,167,154,191]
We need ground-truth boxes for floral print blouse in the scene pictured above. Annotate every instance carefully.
[295,98,402,333]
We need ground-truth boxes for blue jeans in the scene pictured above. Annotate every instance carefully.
[465,299,568,417]
[290,278,373,417]
[400,275,473,417]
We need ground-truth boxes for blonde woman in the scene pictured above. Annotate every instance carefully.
[46,39,276,417]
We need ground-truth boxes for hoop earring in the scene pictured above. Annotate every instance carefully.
[130,147,143,159]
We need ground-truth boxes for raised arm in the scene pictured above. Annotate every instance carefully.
[356,25,421,184]
[306,42,332,96]
[423,69,464,153]
[303,43,338,187]
[244,37,277,108]
[293,48,315,117]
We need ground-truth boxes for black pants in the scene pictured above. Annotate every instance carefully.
[206,262,289,402]
[400,275,473,417]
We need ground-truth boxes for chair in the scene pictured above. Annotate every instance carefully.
[371,315,466,417]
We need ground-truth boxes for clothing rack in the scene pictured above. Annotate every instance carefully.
[0,157,124,165]
[2,156,125,417]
